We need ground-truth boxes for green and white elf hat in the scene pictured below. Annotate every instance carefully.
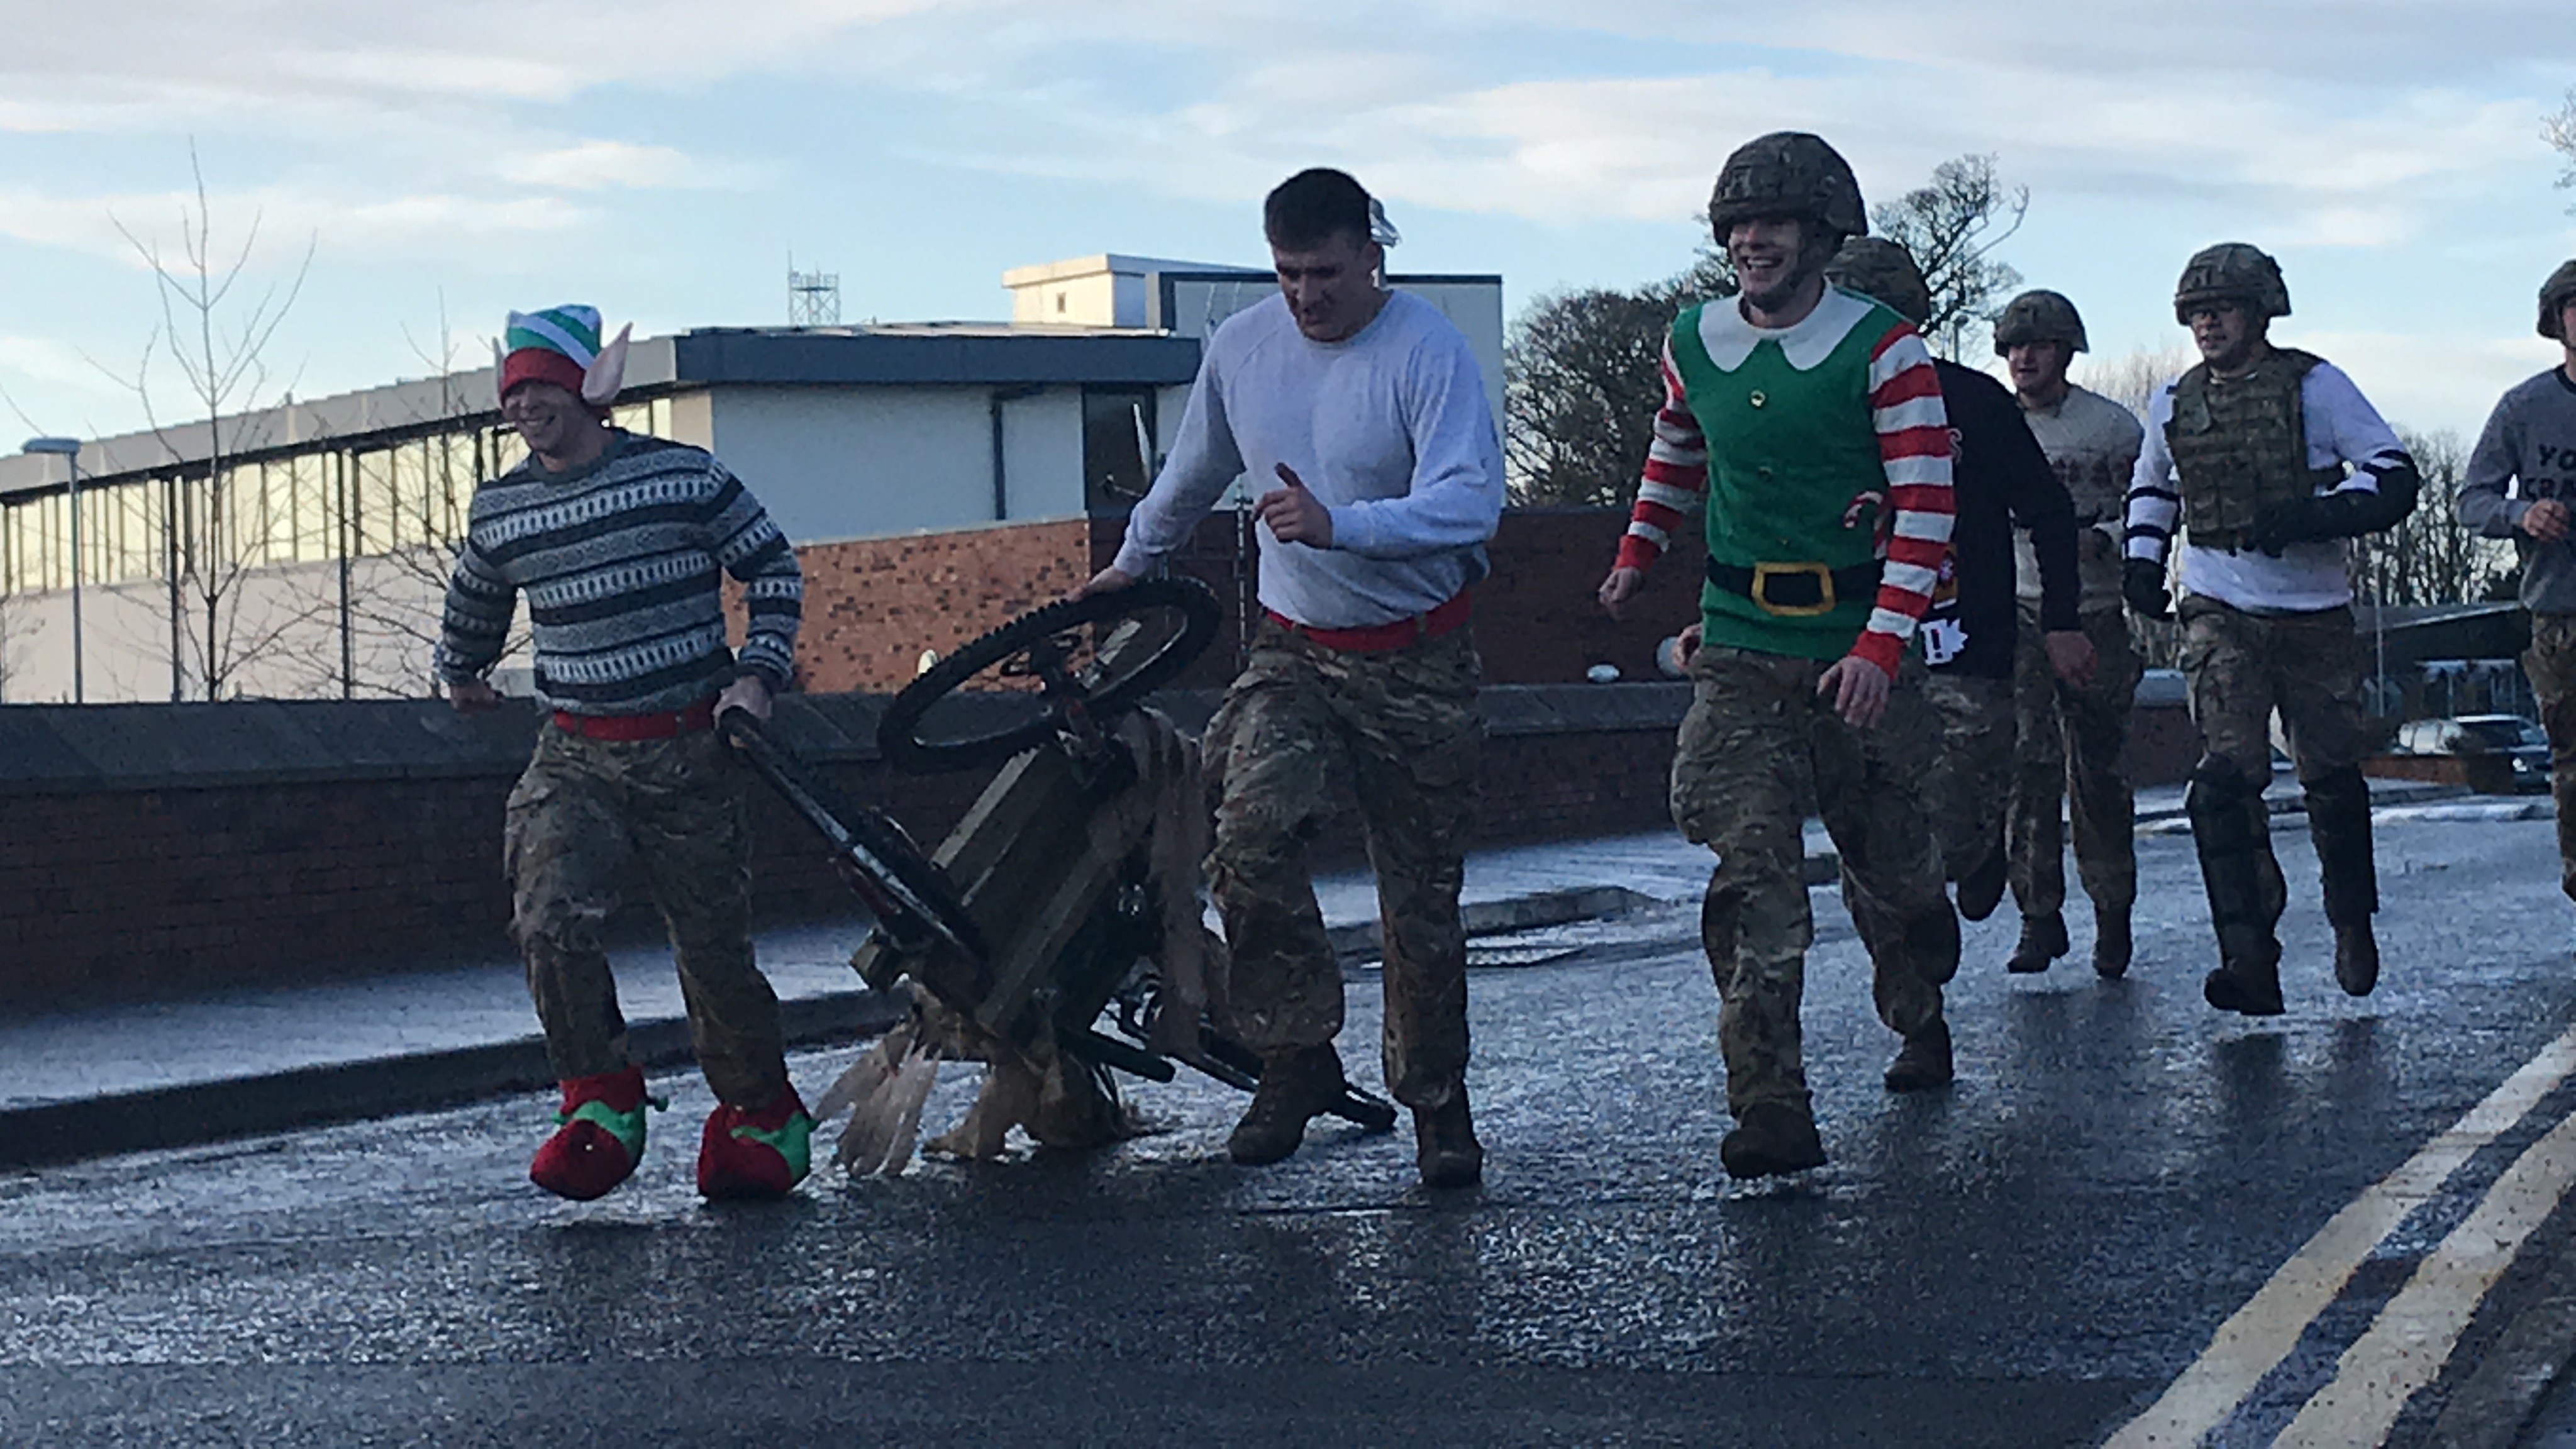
[494,304,632,408]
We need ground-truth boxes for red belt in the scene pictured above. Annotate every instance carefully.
[552,697,718,741]
[1266,589,1472,653]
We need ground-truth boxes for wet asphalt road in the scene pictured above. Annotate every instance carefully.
[6,816,2576,1446]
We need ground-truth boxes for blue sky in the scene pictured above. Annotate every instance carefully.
[3,0,2573,447]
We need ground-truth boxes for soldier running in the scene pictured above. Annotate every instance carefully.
[1824,241,2090,948]
[2124,245,2420,1015]
[438,306,814,1202]
[1599,133,1958,1179]
[2457,260,2576,917]
[1080,168,1504,1189]
[1997,290,2150,978]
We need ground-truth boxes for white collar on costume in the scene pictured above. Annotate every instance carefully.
[1696,285,1877,373]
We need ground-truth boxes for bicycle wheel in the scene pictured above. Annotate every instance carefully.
[878,575,1221,774]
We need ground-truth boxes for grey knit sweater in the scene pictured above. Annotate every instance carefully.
[435,431,804,714]
[2457,366,2576,615]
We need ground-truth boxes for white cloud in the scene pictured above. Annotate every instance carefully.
[1,0,2570,441]
[0,336,123,394]
[496,141,727,191]
[2293,328,2565,438]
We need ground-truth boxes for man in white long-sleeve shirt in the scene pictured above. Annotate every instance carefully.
[2123,242,2419,1016]
[1080,167,1504,1188]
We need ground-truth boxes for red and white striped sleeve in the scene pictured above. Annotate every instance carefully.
[1615,334,1709,571]
[1851,322,1955,675]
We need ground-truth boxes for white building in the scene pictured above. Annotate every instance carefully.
[0,257,1506,704]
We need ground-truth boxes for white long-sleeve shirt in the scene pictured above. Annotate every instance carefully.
[1110,290,1504,630]
[2124,358,2409,613]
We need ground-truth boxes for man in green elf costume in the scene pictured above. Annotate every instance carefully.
[1599,133,1958,1179]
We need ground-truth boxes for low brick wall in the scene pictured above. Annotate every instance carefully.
[0,686,1689,1011]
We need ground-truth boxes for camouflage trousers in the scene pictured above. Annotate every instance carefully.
[1919,671,2015,887]
[1204,619,1481,1111]
[2179,598,2375,936]
[503,723,785,1108]
[2521,613,2576,901]
[1673,646,1952,1118]
[2008,606,2141,920]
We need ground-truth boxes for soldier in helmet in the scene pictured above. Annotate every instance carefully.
[2457,260,2576,914]
[2124,243,2420,1015]
[1598,134,1958,1179]
[1994,289,2150,978]
[1824,242,2092,940]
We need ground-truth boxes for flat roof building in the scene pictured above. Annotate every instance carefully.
[0,258,1504,704]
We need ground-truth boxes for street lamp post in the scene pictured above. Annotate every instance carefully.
[22,437,85,704]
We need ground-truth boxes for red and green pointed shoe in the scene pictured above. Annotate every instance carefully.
[530,1067,660,1201]
[696,1085,813,1202]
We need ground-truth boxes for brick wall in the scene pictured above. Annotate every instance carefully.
[782,507,1701,696]
[0,687,1690,1012]
[789,518,1093,695]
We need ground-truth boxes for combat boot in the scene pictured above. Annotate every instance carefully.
[2006,912,2068,974]
[2333,919,2381,997]
[1719,1101,1826,1180]
[2202,928,2286,1016]
[1414,1094,1483,1189]
[1228,1044,1348,1166]
[1883,1021,1955,1092]
[2092,909,2133,980]
[530,1066,659,1201]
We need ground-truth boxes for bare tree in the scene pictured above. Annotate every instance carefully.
[98,145,316,700]
[2548,87,2576,205]
[2087,345,2197,419]
[1870,154,2028,359]
[1504,155,2028,505]
[335,301,526,697]
[2354,428,2513,608]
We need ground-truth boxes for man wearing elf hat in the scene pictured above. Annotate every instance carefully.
[436,305,813,1202]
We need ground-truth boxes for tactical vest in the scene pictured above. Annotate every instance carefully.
[2163,348,2346,552]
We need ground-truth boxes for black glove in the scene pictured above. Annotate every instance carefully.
[2247,500,2319,557]
[2123,557,2172,620]
[2251,467,2423,556]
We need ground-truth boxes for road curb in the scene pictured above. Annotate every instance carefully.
[1327,884,1665,958]
[6,880,1702,1172]
[0,991,904,1172]
[2131,781,2475,826]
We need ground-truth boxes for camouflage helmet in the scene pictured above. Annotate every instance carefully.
[2173,242,2290,325]
[1992,289,2089,355]
[1825,237,1931,325]
[1708,131,1868,242]
[2538,259,2576,341]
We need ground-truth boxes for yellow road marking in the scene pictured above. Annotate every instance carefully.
[2277,1104,2576,1446]
[2102,1023,2576,1448]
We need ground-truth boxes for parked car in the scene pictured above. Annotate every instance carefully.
[2392,714,2551,792]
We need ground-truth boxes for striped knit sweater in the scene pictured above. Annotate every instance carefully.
[1619,287,1955,674]
[435,431,804,716]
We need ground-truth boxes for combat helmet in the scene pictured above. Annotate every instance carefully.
[1992,289,2089,355]
[2538,259,2576,340]
[1825,237,1931,325]
[1709,132,1868,242]
[2173,243,2290,325]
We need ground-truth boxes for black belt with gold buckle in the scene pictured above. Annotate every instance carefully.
[1705,558,1881,618]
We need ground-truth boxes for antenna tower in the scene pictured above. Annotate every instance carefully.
[787,253,841,326]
